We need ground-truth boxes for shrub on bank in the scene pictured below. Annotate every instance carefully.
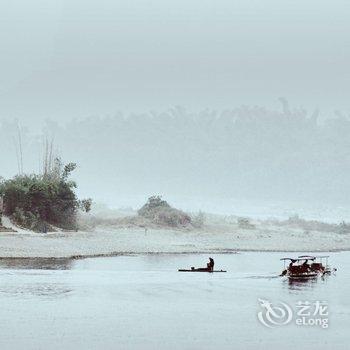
[0,159,92,231]
[138,195,191,227]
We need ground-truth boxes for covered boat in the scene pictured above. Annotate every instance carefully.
[280,256,334,280]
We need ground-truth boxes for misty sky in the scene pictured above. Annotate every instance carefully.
[1,0,350,124]
[1,1,350,218]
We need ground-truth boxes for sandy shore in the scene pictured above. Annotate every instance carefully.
[0,221,349,258]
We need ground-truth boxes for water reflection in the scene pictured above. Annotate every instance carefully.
[0,258,73,270]
[281,270,335,292]
[282,276,319,291]
[0,258,74,298]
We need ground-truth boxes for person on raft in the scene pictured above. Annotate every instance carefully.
[194,257,215,271]
[207,257,214,271]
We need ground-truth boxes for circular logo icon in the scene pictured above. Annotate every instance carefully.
[257,298,293,328]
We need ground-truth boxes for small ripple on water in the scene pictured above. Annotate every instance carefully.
[0,284,73,298]
[245,275,280,279]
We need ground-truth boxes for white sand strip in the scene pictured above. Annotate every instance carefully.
[0,224,349,258]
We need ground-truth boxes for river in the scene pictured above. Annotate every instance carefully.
[0,252,349,350]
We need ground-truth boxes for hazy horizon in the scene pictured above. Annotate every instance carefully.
[1,1,350,218]
[1,100,350,222]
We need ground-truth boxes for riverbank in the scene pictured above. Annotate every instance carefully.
[0,219,349,258]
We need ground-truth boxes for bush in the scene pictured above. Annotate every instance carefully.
[12,207,50,232]
[138,196,191,227]
[238,217,255,229]
[338,221,350,234]
[0,159,91,231]
[192,211,206,228]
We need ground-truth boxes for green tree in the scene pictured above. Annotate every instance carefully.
[0,160,91,231]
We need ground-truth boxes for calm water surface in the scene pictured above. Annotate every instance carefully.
[0,252,349,350]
